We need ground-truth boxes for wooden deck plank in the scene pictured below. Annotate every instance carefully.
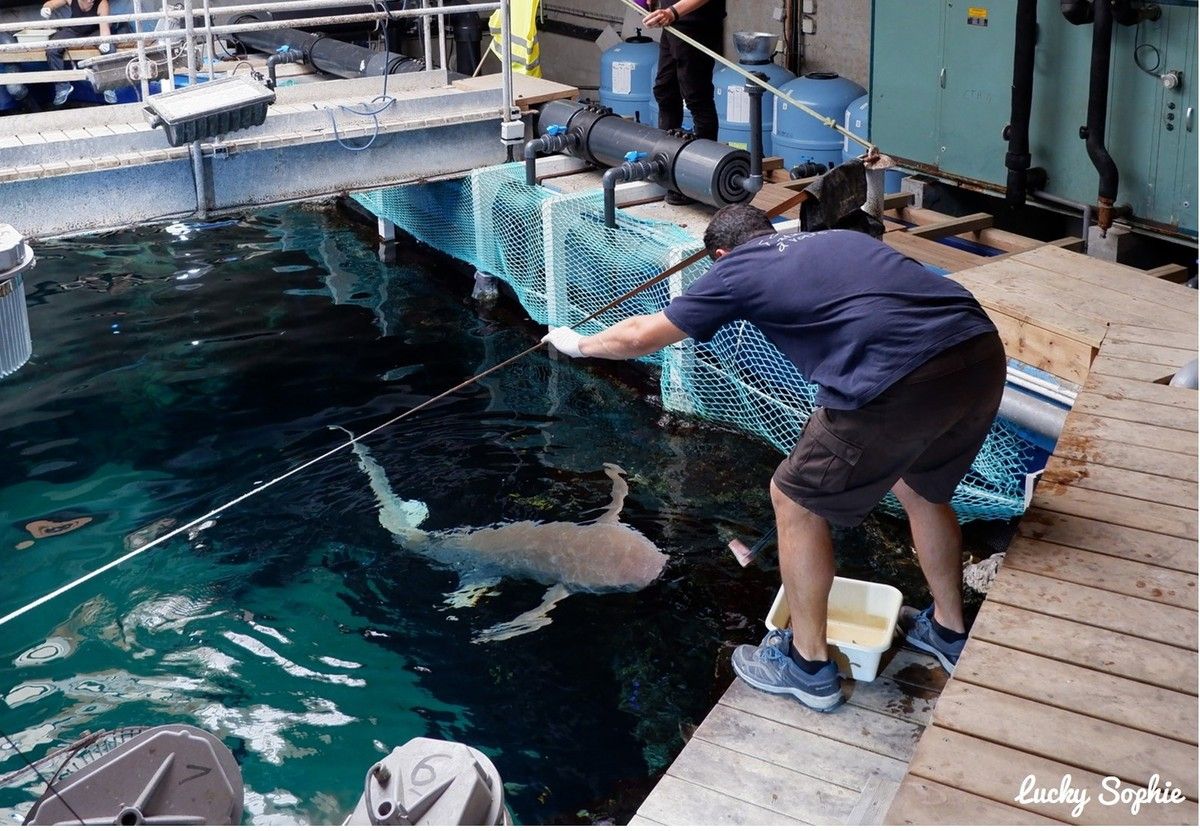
[1082,372,1199,410]
[1013,246,1200,322]
[877,647,949,695]
[1018,507,1197,572]
[954,267,1110,346]
[1051,431,1198,482]
[1042,456,1197,510]
[846,775,902,825]
[1059,411,1197,456]
[1004,536,1198,609]
[721,679,924,762]
[844,673,937,727]
[637,773,803,826]
[692,704,909,792]
[954,640,1198,742]
[934,682,1199,798]
[985,567,1198,650]
[885,776,1064,825]
[956,258,1196,335]
[1089,351,1179,383]
[665,737,861,825]
[1068,390,1198,431]
[969,600,1198,695]
[1098,339,1197,369]
[987,307,1095,385]
[905,726,1198,825]
[1029,482,1198,540]
[1106,323,1200,348]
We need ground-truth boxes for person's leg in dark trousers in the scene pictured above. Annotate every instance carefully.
[674,27,720,140]
[652,33,682,131]
[45,25,86,73]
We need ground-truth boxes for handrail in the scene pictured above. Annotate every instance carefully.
[0,2,501,37]
[1,0,517,144]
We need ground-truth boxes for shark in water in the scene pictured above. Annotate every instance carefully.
[339,428,669,642]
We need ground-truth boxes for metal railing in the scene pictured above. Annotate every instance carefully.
[0,0,516,125]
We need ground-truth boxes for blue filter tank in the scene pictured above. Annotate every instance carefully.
[772,72,866,170]
[714,32,795,153]
[599,30,659,123]
[843,93,905,190]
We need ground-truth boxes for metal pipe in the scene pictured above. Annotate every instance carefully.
[1083,0,1118,232]
[163,0,175,90]
[0,11,494,52]
[132,0,150,99]
[0,1,500,36]
[201,0,216,73]
[499,0,515,120]
[437,0,447,72]
[183,0,197,82]
[1004,0,1038,206]
[189,141,208,219]
[422,0,433,70]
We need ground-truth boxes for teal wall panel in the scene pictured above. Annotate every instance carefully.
[870,0,1199,237]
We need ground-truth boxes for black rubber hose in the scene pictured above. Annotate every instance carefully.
[1004,0,1037,206]
[1060,0,1093,25]
[1084,0,1119,228]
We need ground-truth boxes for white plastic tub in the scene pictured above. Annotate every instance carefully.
[765,576,903,682]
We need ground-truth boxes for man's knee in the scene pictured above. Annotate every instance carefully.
[770,478,821,523]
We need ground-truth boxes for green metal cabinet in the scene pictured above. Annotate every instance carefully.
[870,0,1199,238]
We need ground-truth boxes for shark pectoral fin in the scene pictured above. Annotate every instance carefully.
[471,584,571,644]
[595,463,630,524]
[444,576,502,609]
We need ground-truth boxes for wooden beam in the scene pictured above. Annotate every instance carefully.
[907,211,993,240]
[882,191,914,210]
[0,69,87,84]
[1146,263,1193,283]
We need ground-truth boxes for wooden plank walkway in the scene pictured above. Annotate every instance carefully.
[631,243,1196,827]
[633,647,946,825]
[885,255,1198,825]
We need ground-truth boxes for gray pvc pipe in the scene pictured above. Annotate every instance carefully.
[1169,358,1198,390]
[998,386,1067,440]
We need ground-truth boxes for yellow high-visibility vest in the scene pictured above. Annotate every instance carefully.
[487,0,542,78]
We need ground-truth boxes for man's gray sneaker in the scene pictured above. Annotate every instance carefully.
[731,629,844,712]
[904,605,965,673]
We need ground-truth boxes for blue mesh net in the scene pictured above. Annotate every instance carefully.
[354,163,1035,521]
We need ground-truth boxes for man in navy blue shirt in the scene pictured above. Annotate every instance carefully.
[544,204,1005,711]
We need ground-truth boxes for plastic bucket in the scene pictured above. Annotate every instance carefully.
[765,576,903,682]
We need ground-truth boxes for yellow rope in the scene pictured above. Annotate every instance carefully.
[614,0,875,153]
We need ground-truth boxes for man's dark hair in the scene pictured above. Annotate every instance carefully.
[703,203,775,258]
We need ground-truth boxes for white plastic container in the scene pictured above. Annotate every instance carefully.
[765,576,903,682]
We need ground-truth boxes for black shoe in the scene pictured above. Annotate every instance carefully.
[664,189,696,206]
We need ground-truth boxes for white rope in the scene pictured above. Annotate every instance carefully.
[0,346,534,629]
[614,0,874,152]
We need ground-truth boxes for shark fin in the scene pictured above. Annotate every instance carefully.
[471,583,571,643]
[444,576,502,609]
[332,426,430,542]
[594,463,629,524]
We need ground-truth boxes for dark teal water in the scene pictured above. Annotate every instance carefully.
[0,204,922,824]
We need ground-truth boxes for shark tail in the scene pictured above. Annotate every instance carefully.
[332,426,430,545]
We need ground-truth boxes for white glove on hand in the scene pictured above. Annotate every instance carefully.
[40,5,53,19]
[98,41,113,54]
[542,326,585,358]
